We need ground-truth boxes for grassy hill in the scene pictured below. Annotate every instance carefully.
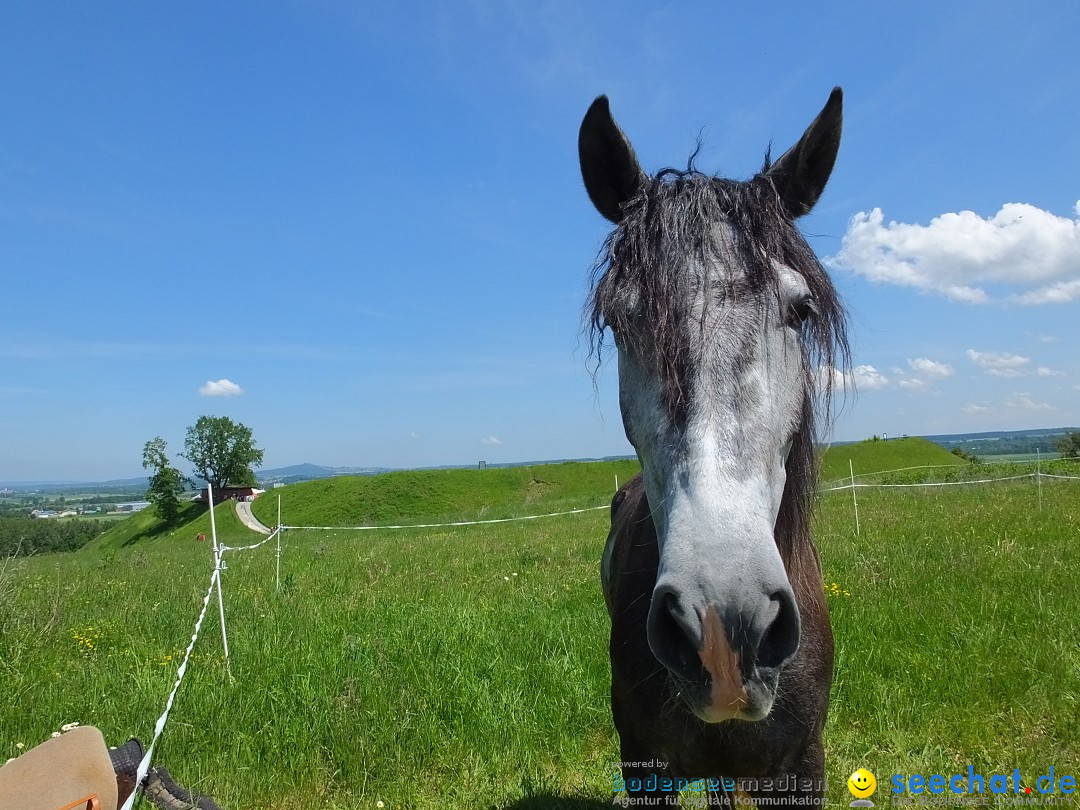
[81,499,260,553]
[820,436,964,482]
[80,501,203,552]
[80,442,974,553]
[80,459,643,552]
[251,459,642,529]
[84,443,966,551]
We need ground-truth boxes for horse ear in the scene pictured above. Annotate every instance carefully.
[579,96,646,224]
[766,87,843,218]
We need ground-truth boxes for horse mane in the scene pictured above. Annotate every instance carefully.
[585,156,851,571]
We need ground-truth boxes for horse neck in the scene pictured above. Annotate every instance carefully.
[774,402,825,590]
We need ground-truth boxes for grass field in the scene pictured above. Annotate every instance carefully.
[980,452,1062,463]
[3,458,1079,809]
[60,513,130,522]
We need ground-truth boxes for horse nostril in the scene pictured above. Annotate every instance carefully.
[662,591,680,625]
[755,591,800,671]
[647,589,700,676]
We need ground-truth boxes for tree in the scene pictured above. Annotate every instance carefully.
[142,437,189,528]
[950,446,981,464]
[182,416,264,498]
[1053,431,1080,460]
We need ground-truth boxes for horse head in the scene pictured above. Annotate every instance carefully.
[581,89,847,723]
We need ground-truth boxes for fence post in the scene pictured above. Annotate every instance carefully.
[276,494,282,591]
[1036,448,1043,512]
[207,482,231,678]
[849,459,861,537]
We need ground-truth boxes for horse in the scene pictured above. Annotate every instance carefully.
[578,88,850,807]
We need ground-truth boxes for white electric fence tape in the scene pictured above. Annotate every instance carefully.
[120,565,221,810]
[818,472,1037,492]
[282,503,611,532]
[220,527,280,553]
[819,457,1071,490]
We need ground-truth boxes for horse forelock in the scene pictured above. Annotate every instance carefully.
[585,160,851,559]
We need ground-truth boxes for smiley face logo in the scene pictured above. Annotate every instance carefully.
[848,768,877,799]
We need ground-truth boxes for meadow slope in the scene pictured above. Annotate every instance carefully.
[249,460,642,529]
[819,436,964,482]
[4,455,1078,808]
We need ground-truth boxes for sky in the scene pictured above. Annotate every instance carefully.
[2,1,1078,482]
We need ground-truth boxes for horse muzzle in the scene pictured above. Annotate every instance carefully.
[647,581,801,723]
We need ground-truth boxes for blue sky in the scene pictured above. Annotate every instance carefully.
[2,2,1078,481]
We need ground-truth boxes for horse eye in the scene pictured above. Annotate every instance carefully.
[787,296,817,328]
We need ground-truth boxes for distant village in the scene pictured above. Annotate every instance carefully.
[29,501,151,519]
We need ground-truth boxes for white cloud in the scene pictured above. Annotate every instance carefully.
[481,435,503,445]
[1036,367,1065,377]
[966,349,1030,377]
[1005,392,1054,411]
[898,378,929,390]
[818,365,889,391]
[817,366,846,390]
[1009,280,1080,305]
[409,432,420,439]
[907,357,954,378]
[828,201,1080,304]
[199,379,244,397]
[964,403,992,414]
[853,365,889,390]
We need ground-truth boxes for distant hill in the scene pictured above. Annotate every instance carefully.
[922,426,1078,443]
[921,427,1077,458]
[820,436,964,482]
[256,462,392,485]
[0,477,148,494]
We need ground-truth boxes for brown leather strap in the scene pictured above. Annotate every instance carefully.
[56,796,101,810]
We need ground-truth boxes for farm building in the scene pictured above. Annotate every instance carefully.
[113,501,151,513]
[200,486,263,504]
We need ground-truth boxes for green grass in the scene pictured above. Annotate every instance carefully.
[59,513,129,523]
[818,478,1080,784]
[2,513,617,809]
[820,436,965,482]
[2,460,1078,808]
